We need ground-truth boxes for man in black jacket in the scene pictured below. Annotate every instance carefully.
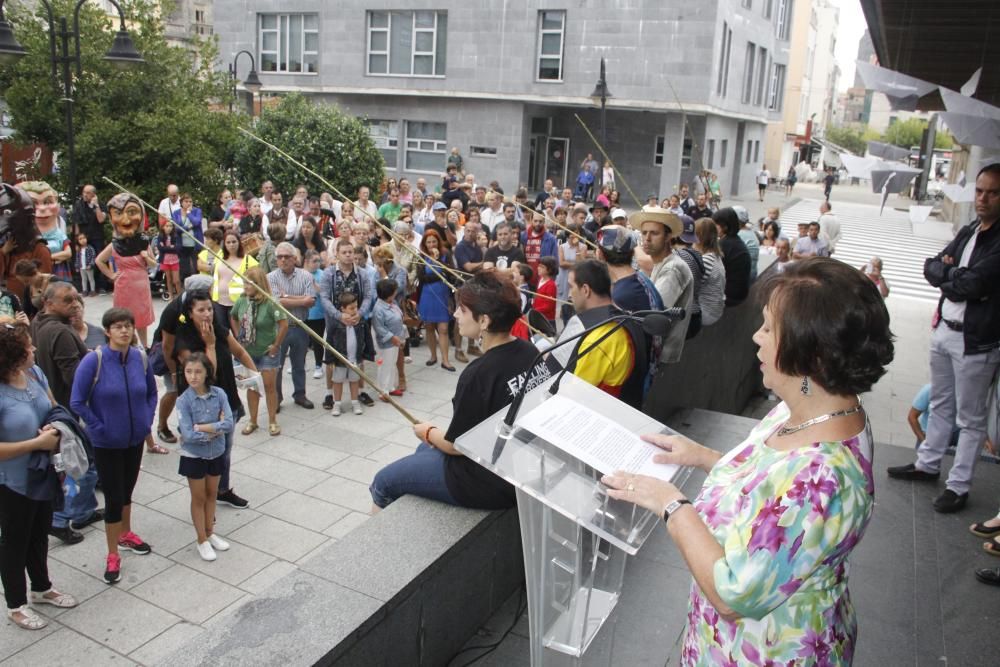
[888,163,1000,514]
[30,282,102,543]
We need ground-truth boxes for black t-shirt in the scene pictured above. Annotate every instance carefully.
[444,338,549,509]
[453,240,483,273]
[171,307,243,417]
[483,245,525,270]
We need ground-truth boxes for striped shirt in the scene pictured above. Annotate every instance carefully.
[267,267,316,321]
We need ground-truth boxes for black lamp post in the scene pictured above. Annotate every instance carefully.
[590,58,612,186]
[229,50,262,116]
[0,0,143,201]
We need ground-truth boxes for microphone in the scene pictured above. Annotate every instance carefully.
[499,307,685,434]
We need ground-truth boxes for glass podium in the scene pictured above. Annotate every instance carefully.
[455,373,692,666]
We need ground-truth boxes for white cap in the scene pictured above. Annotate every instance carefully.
[610,207,627,220]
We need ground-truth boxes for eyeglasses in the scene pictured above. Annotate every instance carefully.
[276,254,295,259]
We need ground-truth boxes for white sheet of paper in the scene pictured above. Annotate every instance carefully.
[516,394,678,483]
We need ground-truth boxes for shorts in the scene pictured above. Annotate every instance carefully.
[251,352,282,371]
[331,365,360,383]
[178,454,225,479]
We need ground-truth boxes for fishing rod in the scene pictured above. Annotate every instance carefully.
[102,177,419,424]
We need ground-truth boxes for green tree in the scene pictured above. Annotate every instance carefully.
[883,118,955,151]
[824,125,868,155]
[0,0,243,207]
[231,94,384,200]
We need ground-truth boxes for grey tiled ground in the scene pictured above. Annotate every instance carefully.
[0,293,458,665]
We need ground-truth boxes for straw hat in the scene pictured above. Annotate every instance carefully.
[628,206,682,237]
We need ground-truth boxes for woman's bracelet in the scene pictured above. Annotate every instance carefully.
[424,426,438,445]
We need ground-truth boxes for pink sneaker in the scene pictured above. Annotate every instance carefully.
[117,531,151,555]
[104,553,121,584]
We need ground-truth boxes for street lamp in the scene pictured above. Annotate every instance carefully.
[590,57,612,187]
[229,50,262,116]
[0,0,144,200]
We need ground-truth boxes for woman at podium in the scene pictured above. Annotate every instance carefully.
[603,258,893,666]
[370,271,549,511]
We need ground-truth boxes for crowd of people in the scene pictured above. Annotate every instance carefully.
[1,158,998,665]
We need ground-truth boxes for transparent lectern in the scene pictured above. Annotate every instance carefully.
[455,373,692,666]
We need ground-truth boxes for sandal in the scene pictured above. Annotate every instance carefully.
[29,588,78,608]
[268,423,281,436]
[7,605,47,630]
[146,444,169,455]
[983,537,1000,557]
[241,423,259,436]
[970,521,1000,538]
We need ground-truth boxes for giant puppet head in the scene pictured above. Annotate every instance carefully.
[0,183,38,252]
[107,192,149,256]
[17,181,60,236]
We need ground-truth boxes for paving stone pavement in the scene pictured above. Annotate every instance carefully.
[0,292,459,665]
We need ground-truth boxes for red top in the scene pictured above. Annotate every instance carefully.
[532,278,557,321]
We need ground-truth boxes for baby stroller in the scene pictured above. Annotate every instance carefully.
[574,169,595,200]
[146,235,169,301]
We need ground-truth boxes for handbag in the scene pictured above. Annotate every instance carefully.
[148,341,167,376]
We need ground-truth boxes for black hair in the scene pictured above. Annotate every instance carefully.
[517,263,533,283]
[339,291,358,308]
[756,257,895,396]
[102,307,135,331]
[455,270,522,333]
[183,351,215,387]
[570,259,611,298]
[376,278,398,301]
[712,208,741,238]
[182,288,213,320]
[977,163,1000,178]
[538,256,559,278]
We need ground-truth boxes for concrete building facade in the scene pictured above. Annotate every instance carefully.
[214,0,788,201]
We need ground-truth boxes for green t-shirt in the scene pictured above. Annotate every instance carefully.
[377,201,402,223]
[231,296,287,358]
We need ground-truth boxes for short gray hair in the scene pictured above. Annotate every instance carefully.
[393,221,411,236]
[43,282,75,304]
[275,241,299,260]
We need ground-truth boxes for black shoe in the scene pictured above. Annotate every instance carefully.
[322,395,334,410]
[358,392,375,407]
[294,396,315,410]
[156,427,178,444]
[49,526,84,545]
[217,489,249,508]
[886,463,940,482]
[975,567,1000,586]
[933,489,969,513]
[72,508,105,529]
[276,402,282,414]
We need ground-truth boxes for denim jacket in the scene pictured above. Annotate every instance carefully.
[176,386,233,460]
[372,299,406,349]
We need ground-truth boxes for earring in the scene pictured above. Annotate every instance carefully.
[801,376,811,396]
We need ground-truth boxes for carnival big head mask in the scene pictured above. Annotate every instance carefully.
[108,193,148,256]
[18,181,59,233]
[0,183,37,251]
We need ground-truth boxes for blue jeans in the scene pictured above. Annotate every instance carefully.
[370,443,458,508]
[219,430,234,494]
[277,325,309,402]
[51,466,99,528]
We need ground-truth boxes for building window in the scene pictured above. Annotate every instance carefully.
[654,135,665,166]
[367,11,448,77]
[741,42,756,105]
[367,120,399,169]
[764,0,773,19]
[768,63,787,111]
[754,47,768,106]
[742,0,753,8]
[721,139,728,168]
[754,140,761,162]
[405,121,447,172]
[537,11,565,81]
[746,140,753,163]
[776,0,793,41]
[470,145,497,157]
[707,139,715,169]
[258,14,318,74]
[681,137,693,169]
[716,22,733,97]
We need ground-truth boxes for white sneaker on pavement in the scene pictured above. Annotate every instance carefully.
[352,400,363,415]
[197,541,217,561]
[208,534,230,551]
[331,402,342,417]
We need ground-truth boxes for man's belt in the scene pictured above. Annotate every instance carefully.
[942,318,964,332]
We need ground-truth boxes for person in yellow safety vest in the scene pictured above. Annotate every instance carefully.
[212,230,258,320]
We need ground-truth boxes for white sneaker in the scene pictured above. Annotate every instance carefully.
[404,356,413,364]
[286,366,292,374]
[331,402,342,417]
[312,366,323,379]
[197,540,217,561]
[207,534,230,551]
[352,400,363,416]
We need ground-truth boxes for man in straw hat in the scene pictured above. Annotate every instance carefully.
[630,206,693,364]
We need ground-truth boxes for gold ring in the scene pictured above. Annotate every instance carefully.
[626,483,635,492]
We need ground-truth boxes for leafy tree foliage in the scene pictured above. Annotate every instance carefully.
[0,0,243,207]
[824,125,868,156]
[231,93,385,201]
[883,118,954,150]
